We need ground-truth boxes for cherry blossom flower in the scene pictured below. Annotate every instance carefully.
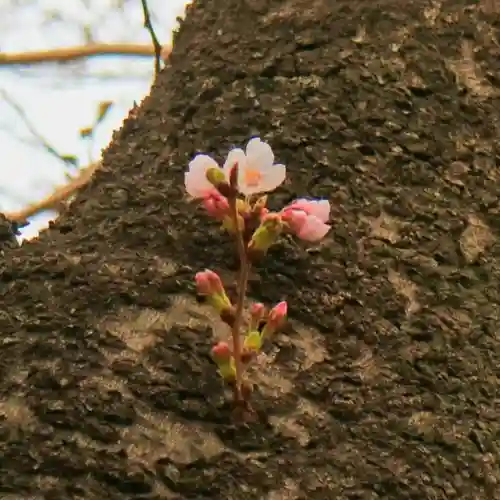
[282,198,331,242]
[223,138,286,195]
[186,138,285,199]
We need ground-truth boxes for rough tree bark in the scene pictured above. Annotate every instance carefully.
[1,0,500,498]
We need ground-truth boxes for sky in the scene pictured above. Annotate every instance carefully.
[0,0,189,239]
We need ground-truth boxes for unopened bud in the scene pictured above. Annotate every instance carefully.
[211,341,232,363]
[195,269,224,296]
[262,301,287,338]
[281,209,307,233]
[202,192,230,220]
[249,302,266,331]
[195,270,233,317]
[211,342,236,382]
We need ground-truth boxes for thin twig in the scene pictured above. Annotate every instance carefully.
[140,0,162,75]
[0,89,75,167]
[4,163,100,222]
[1,44,174,224]
[0,43,159,66]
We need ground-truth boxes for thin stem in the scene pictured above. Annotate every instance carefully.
[229,197,250,401]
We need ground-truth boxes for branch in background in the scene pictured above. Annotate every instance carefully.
[140,0,163,75]
[1,42,175,225]
[0,89,77,167]
[4,162,100,223]
[0,43,171,66]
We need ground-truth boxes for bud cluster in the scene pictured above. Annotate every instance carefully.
[185,137,331,415]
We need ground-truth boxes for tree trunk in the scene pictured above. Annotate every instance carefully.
[2,0,500,498]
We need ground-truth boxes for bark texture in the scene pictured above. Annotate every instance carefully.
[1,0,500,498]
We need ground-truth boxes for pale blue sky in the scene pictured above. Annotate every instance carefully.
[0,0,189,239]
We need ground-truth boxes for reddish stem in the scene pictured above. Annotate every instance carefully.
[228,196,250,402]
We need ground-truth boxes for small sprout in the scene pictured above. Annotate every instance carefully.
[185,137,331,420]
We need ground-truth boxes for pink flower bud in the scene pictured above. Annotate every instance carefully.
[195,269,224,296]
[195,270,233,318]
[251,195,268,216]
[211,341,232,362]
[268,301,287,325]
[262,301,287,338]
[202,192,230,220]
[251,302,266,321]
[249,302,266,331]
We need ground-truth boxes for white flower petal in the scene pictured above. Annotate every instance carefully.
[258,163,286,193]
[245,137,275,171]
[185,154,220,198]
[238,182,258,196]
[223,148,246,178]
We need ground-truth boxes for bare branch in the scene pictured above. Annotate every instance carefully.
[0,89,76,167]
[4,162,100,223]
[140,0,163,75]
[1,40,175,225]
[0,43,163,66]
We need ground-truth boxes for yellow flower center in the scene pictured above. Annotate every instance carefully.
[244,168,262,187]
